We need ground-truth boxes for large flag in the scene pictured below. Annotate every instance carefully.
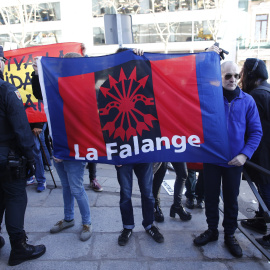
[38,50,230,165]
[4,42,82,123]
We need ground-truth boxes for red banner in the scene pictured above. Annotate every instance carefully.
[4,42,82,123]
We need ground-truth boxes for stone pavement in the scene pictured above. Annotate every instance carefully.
[0,163,270,270]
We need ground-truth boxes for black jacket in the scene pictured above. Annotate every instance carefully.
[246,80,270,184]
[0,78,35,163]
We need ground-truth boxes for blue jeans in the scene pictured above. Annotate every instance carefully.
[54,160,91,225]
[32,134,46,184]
[115,163,154,230]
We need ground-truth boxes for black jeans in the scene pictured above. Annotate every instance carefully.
[0,177,27,242]
[203,163,243,235]
[152,162,187,206]
[88,163,97,180]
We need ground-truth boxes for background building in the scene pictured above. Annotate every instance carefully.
[0,0,269,70]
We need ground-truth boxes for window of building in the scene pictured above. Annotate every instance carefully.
[255,14,268,42]
[0,2,61,25]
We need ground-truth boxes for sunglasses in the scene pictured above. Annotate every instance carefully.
[224,73,240,80]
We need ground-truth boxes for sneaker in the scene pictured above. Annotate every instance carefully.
[193,229,219,246]
[26,176,35,186]
[185,198,195,209]
[80,224,92,241]
[146,225,164,243]
[50,219,75,234]
[118,228,132,246]
[196,200,205,209]
[37,182,46,192]
[241,217,267,235]
[90,179,103,192]
[44,165,53,172]
[224,234,243,258]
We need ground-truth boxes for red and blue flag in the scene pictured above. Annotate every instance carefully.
[38,50,230,165]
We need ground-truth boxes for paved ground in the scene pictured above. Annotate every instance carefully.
[1,163,270,269]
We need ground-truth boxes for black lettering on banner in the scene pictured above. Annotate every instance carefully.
[24,94,37,111]
[24,54,34,69]
[22,72,32,90]
[38,100,43,112]
[10,74,23,89]
[14,56,25,71]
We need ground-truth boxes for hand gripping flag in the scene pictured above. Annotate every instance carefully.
[38,50,230,165]
[4,42,82,123]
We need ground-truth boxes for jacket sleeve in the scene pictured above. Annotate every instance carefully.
[5,84,35,160]
[241,96,262,159]
[31,71,43,100]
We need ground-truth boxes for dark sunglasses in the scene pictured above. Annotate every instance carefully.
[0,57,7,64]
[224,73,240,80]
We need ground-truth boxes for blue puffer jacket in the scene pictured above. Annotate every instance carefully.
[222,86,262,167]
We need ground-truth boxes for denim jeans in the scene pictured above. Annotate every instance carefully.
[54,160,91,225]
[115,163,154,230]
[203,163,243,235]
[185,169,204,201]
[88,163,96,180]
[32,134,46,184]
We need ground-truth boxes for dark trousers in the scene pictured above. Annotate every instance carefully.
[185,169,204,201]
[256,182,270,216]
[203,163,243,235]
[0,178,27,242]
[152,162,187,206]
[88,163,96,180]
[116,163,154,229]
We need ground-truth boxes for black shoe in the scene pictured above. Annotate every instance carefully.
[118,229,132,246]
[256,234,270,249]
[154,200,164,223]
[146,225,164,243]
[8,237,46,266]
[185,198,195,209]
[224,235,243,258]
[170,204,192,221]
[193,229,219,246]
[0,236,5,249]
[196,200,205,209]
[241,216,267,235]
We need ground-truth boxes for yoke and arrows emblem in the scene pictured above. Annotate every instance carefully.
[99,66,157,141]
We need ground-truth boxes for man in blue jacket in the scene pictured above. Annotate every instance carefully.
[193,60,262,258]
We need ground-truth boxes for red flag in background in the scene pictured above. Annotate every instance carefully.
[4,42,82,123]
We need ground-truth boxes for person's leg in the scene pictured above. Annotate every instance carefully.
[193,163,220,247]
[2,179,27,243]
[64,161,91,225]
[32,135,46,192]
[170,162,191,220]
[203,163,222,231]
[53,161,75,222]
[88,163,103,192]
[195,170,205,208]
[222,166,243,258]
[152,162,167,222]
[257,182,270,216]
[172,162,188,206]
[185,169,196,208]
[115,165,135,229]
[39,123,51,167]
[222,166,243,236]
[134,163,154,230]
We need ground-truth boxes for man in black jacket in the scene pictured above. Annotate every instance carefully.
[0,46,46,266]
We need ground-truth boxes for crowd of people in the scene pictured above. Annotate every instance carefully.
[0,43,269,266]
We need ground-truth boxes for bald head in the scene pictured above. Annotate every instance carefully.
[221,61,240,91]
